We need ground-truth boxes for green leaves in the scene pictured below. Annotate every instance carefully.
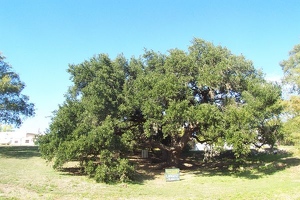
[38,38,284,181]
[0,54,35,127]
[281,43,300,145]
[281,44,300,93]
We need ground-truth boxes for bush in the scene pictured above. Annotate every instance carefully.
[93,158,135,183]
[85,160,97,178]
[116,158,135,182]
[94,163,112,183]
[84,152,135,183]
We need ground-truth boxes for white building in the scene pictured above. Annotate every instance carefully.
[0,131,37,146]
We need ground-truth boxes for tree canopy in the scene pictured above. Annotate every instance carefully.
[38,38,284,183]
[280,43,300,145]
[0,53,35,127]
[281,44,300,93]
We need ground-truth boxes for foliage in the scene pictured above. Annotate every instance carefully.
[280,44,300,93]
[84,150,135,183]
[0,53,35,127]
[38,38,284,182]
[282,120,300,146]
[0,124,14,132]
[281,96,300,145]
[280,43,300,146]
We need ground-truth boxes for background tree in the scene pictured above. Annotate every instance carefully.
[38,38,284,183]
[0,124,14,132]
[0,53,35,127]
[280,43,300,145]
[281,44,300,93]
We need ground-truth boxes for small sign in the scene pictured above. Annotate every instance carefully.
[165,168,180,182]
[141,149,148,158]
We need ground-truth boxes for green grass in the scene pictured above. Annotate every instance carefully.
[0,146,300,200]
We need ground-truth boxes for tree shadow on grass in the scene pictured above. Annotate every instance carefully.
[59,167,160,185]
[181,149,300,179]
[127,148,300,183]
[130,157,166,184]
[57,156,161,184]
[59,166,86,176]
[8,146,298,183]
[0,146,40,159]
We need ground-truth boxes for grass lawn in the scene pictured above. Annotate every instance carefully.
[0,145,300,200]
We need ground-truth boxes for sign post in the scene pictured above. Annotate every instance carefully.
[165,168,180,182]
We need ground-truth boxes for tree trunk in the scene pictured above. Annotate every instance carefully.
[151,128,193,167]
[162,148,181,167]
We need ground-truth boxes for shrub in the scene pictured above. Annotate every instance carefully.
[84,151,135,183]
[92,158,135,183]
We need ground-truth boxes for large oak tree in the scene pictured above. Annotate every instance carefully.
[38,38,283,182]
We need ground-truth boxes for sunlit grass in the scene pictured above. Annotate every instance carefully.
[0,145,300,200]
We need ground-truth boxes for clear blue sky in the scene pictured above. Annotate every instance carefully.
[1,0,300,133]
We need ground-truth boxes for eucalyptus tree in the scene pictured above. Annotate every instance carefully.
[38,38,283,182]
[0,53,35,127]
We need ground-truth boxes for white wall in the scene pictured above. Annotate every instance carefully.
[0,132,36,146]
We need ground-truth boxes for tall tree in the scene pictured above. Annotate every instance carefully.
[281,44,300,93]
[38,38,283,182]
[123,39,282,163]
[0,53,35,127]
[280,43,300,145]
